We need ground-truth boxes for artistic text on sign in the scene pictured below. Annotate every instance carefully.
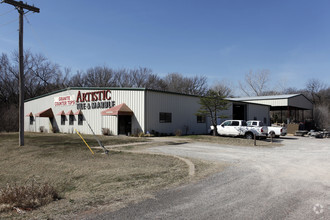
[76,90,115,110]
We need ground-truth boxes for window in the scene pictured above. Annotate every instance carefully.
[29,116,33,125]
[222,121,231,126]
[61,115,65,125]
[159,112,172,123]
[264,117,267,125]
[69,115,74,125]
[197,115,206,123]
[231,121,239,126]
[78,115,83,125]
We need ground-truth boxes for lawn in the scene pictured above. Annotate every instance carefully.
[0,132,191,219]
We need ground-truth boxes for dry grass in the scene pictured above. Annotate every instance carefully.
[0,132,190,219]
[0,180,59,212]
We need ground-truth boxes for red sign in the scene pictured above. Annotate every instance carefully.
[76,90,111,103]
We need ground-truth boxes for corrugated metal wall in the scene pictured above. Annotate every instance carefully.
[247,104,270,125]
[289,95,313,110]
[25,88,145,135]
[145,91,208,134]
[25,88,272,135]
[245,99,288,107]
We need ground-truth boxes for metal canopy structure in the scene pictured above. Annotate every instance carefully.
[35,108,54,118]
[66,110,74,116]
[56,110,65,116]
[101,103,134,116]
[227,94,313,123]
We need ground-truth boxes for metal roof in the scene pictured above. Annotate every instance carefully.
[24,87,200,103]
[226,94,301,102]
[226,94,313,110]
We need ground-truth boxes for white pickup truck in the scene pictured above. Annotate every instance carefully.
[210,120,268,139]
[247,120,287,138]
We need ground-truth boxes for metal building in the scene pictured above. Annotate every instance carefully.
[227,94,313,124]
[24,87,270,135]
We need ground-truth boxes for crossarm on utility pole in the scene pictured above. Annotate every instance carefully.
[2,0,40,12]
[2,0,39,146]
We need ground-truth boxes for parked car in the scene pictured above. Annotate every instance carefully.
[247,120,287,138]
[210,120,268,139]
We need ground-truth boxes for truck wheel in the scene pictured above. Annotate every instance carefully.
[269,131,275,138]
[245,133,254,139]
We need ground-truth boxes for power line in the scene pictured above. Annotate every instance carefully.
[0,12,32,27]
[0,8,15,16]
[24,14,51,59]
[2,0,40,147]
[0,18,18,27]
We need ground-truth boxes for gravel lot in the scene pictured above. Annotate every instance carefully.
[87,136,330,220]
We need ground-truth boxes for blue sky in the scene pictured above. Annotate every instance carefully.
[1,0,330,94]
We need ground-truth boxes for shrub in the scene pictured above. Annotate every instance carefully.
[0,180,60,212]
[314,105,330,130]
[175,129,182,136]
[102,128,112,136]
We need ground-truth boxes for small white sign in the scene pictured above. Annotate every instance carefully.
[54,95,76,106]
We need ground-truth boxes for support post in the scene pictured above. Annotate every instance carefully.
[18,7,24,146]
[2,0,40,146]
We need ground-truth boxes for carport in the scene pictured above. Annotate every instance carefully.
[227,94,313,124]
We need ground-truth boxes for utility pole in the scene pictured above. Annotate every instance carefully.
[2,0,39,146]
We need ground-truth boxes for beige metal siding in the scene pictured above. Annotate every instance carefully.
[102,115,118,135]
[25,89,145,135]
[247,104,270,125]
[245,99,288,107]
[145,91,208,134]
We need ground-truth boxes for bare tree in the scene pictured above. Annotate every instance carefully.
[0,53,18,104]
[211,80,233,97]
[239,69,270,96]
[0,51,66,131]
[305,78,326,105]
[113,68,131,87]
[314,105,330,130]
[145,74,167,90]
[68,70,86,87]
[130,67,150,87]
[164,73,208,95]
[84,66,117,87]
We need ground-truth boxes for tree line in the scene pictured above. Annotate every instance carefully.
[0,51,207,131]
[0,51,329,131]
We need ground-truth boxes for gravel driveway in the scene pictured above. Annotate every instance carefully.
[88,136,330,220]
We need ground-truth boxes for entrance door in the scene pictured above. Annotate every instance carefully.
[233,104,246,120]
[118,115,132,135]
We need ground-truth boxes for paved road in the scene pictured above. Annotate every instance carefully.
[87,136,330,220]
